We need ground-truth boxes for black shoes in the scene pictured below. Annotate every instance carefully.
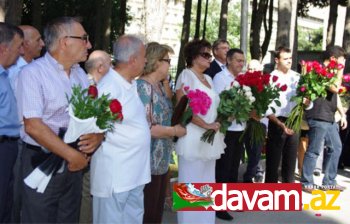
[216,211,233,221]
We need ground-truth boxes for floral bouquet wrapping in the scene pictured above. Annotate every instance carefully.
[236,71,286,145]
[171,86,212,142]
[201,81,255,145]
[285,60,342,133]
[24,85,123,193]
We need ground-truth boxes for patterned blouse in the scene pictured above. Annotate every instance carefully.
[136,79,174,175]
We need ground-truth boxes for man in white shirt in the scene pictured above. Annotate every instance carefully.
[213,48,245,221]
[91,35,151,224]
[265,46,300,183]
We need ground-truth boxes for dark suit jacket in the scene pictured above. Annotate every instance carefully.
[204,60,223,79]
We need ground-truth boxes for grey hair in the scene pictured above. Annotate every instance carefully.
[0,22,21,45]
[113,35,144,63]
[43,17,81,51]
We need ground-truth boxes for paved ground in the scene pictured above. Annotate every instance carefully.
[162,162,350,224]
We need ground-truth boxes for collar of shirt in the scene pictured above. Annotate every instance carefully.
[110,68,136,90]
[44,52,81,74]
[0,65,7,77]
[215,59,226,69]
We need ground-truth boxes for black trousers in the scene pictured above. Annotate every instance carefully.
[21,143,83,223]
[216,131,245,183]
[0,140,18,223]
[265,119,299,183]
[143,171,169,224]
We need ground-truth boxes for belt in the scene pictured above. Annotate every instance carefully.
[26,141,79,153]
[0,135,20,143]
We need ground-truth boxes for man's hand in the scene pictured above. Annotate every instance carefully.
[67,149,89,171]
[78,133,105,154]
[280,123,294,135]
[340,116,348,130]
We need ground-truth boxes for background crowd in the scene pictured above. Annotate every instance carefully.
[0,15,349,224]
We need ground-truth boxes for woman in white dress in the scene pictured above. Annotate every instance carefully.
[175,39,226,224]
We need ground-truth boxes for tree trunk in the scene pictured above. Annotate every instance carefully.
[94,0,103,50]
[102,0,112,51]
[326,0,338,47]
[143,0,168,42]
[194,0,202,39]
[343,0,350,54]
[276,0,297,50]
[31,0,42,31]
[117,0,127,35]
[0,0,5,22]
[250,0,268,60]
[261,0,273,60]
[176,0,192,80]
[5,0,23,25]
[202,0,209,39]
[218,0,228,39]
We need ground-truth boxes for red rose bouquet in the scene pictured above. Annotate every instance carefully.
[64,85,123,143]
[285,60,342,133]
[24,85,123,193]
[236,71,286,145]
[201,81,255,145]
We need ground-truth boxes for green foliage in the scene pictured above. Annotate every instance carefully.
[298,28,323,51]
[21,0,131,51]
[190,0,241,46]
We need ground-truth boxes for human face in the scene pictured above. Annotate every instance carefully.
[193,47,212,70]
[25,28,45,60]
[64,22,92,63]
[133,44,146,77]
[227,52,245,75]
[214,42,229,63]
[5,34,23,68]
[157,53,171,78]
[275,51,292,73]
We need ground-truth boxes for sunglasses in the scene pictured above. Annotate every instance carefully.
[64,34,89,43]
[159,58,171,64]
[199,52,212,60]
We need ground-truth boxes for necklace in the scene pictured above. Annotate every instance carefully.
[190,69,206,81]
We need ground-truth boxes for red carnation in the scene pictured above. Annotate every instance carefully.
[109,99,122,114]
[116,113,123,121]
[280,84,287,92]
[88,85,98,98]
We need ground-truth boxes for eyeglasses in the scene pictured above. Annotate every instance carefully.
[159,58,171,64]
[64,35,89,43]
[199,52,212,60]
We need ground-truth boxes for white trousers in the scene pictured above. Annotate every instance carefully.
[93,185,145,224]
[177,156,216,224]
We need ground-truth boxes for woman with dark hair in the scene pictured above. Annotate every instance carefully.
[175,39,225,224]
[137,42,186,224]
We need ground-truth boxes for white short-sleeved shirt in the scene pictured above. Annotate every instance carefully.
[91,68,151,197]
[265,69,300,117]
[213,68,246,131]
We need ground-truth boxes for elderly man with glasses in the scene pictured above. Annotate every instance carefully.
[17,17,104,223]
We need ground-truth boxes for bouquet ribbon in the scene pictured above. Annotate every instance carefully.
[23,128,79,193]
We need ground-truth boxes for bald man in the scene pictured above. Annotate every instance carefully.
[79,50,111,224]
[85,50,111,85]
[8,25,45,92]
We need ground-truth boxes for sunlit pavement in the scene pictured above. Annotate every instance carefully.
[162,162,349,224]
